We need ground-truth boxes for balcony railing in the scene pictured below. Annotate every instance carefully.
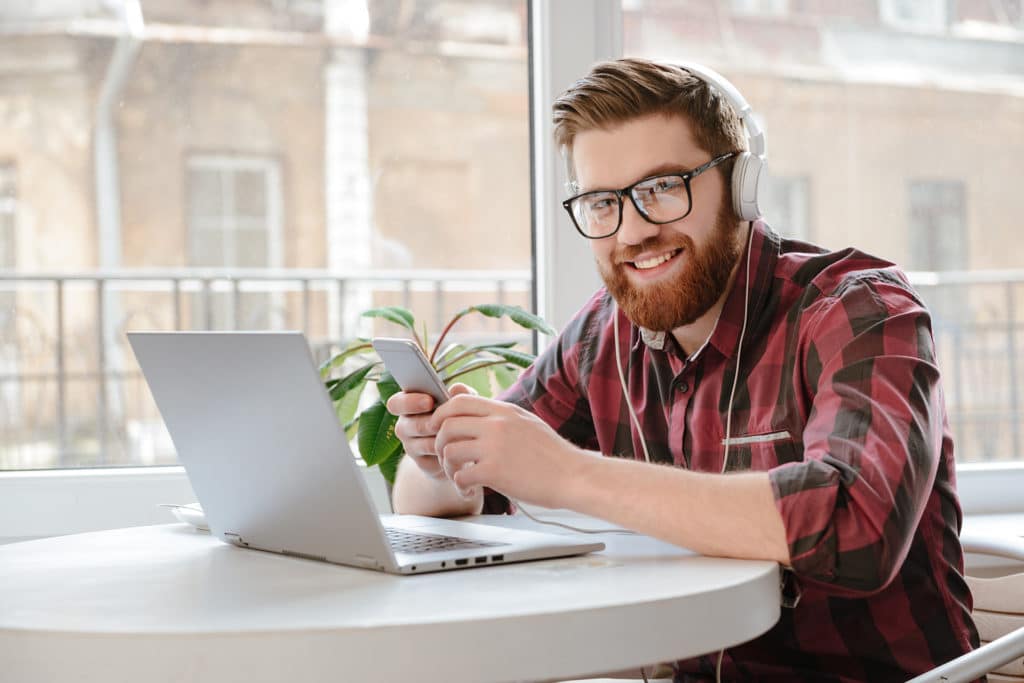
[0,268,532,469]
[1,268,1022,469]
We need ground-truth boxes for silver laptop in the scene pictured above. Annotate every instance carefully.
[127,331,603,574]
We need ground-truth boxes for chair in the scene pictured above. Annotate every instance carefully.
[907,530,1024,683]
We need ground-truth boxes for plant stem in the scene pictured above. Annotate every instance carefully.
[435,347,487,374]
[445,358,513,382]
[429,312,467,363]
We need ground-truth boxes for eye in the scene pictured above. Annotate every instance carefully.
[581,193,617,214]
[650,176,684,193]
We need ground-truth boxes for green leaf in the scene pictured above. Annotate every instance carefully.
[435,341,518,374]
[334,375,369,428]
[480,346,535,368]
[357,401,403,467]
[327,362,376,402]
[378,448,404,485]
[318,339,373,378]
[460,304,557,336]
[376,372,402,404]
[361,306,417,333]
[494,363,519,390]
[458,366,493,397]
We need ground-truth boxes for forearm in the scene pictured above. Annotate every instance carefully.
[564,453,791,564]
[391,455,484,517]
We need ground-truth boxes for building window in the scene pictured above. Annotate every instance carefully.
[186,155,283,329]
[908,179,968,323]
[731,0,789,17]
[908,179,967,273]
[761,174,810,242]
[0,162,17,428]
[0,162,14,271]
[879,0,949,32]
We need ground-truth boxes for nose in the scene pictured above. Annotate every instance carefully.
[616,196,660,246]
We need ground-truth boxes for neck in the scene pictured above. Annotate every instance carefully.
[670,222,750,357]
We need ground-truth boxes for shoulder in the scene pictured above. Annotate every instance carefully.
[772,235,926,319]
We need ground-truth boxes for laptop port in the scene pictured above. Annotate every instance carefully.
[455,558,468,566]
[474,557,487,564]
[491,554,504,562]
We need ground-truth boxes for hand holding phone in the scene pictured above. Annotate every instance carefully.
[371,337,450,405]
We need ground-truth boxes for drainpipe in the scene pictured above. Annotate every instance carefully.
[95,0,143,270]
[93,0,143,462]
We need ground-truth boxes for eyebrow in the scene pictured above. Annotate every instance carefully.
[578,162,695,194]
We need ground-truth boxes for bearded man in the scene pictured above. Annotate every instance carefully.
[386,58,978,682]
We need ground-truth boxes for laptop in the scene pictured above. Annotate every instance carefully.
[127,331,604,574]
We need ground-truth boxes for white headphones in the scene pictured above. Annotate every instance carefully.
[676,62,767,222]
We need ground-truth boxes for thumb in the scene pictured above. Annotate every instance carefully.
[448,382,478,397]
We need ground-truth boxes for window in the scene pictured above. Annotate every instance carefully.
[0,163,17,431]
[621,1,1024,466]
[731,0,789,17]
[879,0,949,32]
[187,155,283,329]
[908,180,967,273]
[908,179,968,322]
[0,1,531,472]
[0,163,13,270]
[761,175,810,242]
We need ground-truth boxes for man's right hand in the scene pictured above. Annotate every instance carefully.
[388,384,474,482]
[387,383,483,517]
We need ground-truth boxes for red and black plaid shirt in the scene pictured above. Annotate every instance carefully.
[495,222,979,682]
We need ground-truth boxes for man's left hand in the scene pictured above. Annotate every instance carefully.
[428,394,586,509]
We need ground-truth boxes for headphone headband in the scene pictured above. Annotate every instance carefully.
[675,61,767,220]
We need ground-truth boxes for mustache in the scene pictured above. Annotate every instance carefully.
[613,235,694,264]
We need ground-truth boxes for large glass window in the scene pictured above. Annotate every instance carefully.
[0,0,531,470]
[623,0,1024,463]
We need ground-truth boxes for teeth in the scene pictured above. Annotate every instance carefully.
[633,251,677,270]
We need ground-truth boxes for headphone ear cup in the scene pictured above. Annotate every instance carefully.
[731,152,765,221]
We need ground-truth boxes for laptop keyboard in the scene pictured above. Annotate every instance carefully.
[385,527,503,555]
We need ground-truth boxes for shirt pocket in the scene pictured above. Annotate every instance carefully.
[721,428,803,471]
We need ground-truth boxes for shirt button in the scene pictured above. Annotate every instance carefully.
[674,380,689,393]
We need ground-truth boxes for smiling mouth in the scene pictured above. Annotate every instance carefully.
[630,248,682,270]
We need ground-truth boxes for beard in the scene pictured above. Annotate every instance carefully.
[597,203,742,332]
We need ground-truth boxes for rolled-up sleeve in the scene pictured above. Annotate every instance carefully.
[769,274,945,596]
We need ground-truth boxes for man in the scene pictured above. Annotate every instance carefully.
[387,58,979,681]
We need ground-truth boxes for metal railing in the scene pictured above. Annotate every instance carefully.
[1,268,1022,469]
[0,268,533,469]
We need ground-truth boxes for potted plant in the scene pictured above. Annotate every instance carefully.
[318,304,556,483]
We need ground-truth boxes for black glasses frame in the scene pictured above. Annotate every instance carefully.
[561,152,736,239]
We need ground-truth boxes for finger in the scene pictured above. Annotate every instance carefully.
[440,446,478,488]
[452,463,482,499]
[386,391,436,416]
[434,415,491,452]
[429,394,496,429]
[438,437,484,471]
[448,383,477,397]
[452,459,489,491]
[401,435,440,458]
[395,414,437,440]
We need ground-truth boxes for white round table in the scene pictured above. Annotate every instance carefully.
[0,516,780,683]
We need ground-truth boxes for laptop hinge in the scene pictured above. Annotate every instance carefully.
[354,554,381,569]
[224,532,246,546]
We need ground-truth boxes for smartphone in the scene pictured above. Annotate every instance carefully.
[371,337,450,405]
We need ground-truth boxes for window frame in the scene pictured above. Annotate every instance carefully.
[1,0,1020,543]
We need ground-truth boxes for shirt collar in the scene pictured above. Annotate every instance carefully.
[637,220,780,360]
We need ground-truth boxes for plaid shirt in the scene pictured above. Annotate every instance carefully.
[495,222,979,682]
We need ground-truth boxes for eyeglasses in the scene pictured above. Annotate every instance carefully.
[561,152,736,239]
